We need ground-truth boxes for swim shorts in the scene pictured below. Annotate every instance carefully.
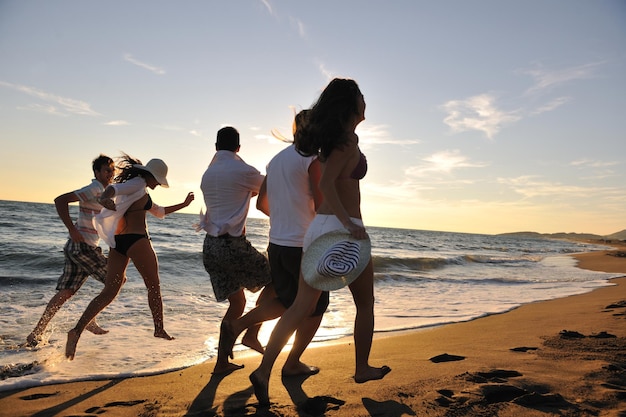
[267,243,329,316]
[56,239,107,291]
[203,234,271,302]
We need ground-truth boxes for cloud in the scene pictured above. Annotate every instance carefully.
[406,150,487,177]
[104,120,129,126]
[123,53,166,75]
[259,0,273,15]
[289,16,306,38]
[256,133,284,145]
[570,158,620,168]
[441,94,521,139]
[258,1,305,38]
[441,62,603,138]
[153,124,187,132]
[521,62,602,96]
[570,158,621,180]
[17,103,68,116]
[497,175,590,198]
[530,96,571,115]
[357,123,420,148]
[316,61,334,80]
[0,81,101,116]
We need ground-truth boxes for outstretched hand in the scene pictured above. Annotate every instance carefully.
[184,192,195,206]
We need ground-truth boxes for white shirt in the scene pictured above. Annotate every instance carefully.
[199,150,264,237]
[266,144,316,247]
[73,179,106,247]
[95,177,165,248]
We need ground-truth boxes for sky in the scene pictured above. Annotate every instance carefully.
[1,0,624,235]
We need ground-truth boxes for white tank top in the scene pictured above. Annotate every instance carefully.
[266,144,316,247]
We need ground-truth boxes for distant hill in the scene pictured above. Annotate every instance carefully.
[498,229,626,242]
[606,229,626,240]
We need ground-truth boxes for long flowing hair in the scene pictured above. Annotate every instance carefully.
[295,78,362,161]
[113,153,150,184]
[271,109,310,144]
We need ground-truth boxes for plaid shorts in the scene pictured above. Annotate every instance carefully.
[56,240,107,291]
[203,234,271,302]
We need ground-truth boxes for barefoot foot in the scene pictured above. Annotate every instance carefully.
[154,329,174,340]
[65,329,80,360]
[26,332,42,347]
[250,370,270,406]
[242,332,264,355]
[85,320,109,335]
[354,365,391,384]
[282,362,320,377]
[212,362,244,375]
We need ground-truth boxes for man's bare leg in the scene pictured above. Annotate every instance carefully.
[225,297,285,358]
[27,289,74,346]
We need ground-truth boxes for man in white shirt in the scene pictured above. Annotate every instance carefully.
[200,126,272,374]
[221,111,328,377]
[27,155,115,346]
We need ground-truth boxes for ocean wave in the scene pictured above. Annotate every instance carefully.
[0,276,56,287]
[373,272,541,286]
[372,253,537,271]
[372,255,450,271]
[0,252,63,280]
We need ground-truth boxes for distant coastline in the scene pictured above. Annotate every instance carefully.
[498,229,626,242]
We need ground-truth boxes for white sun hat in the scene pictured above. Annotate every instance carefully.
[133,159,169,188]
[301,230,371,291]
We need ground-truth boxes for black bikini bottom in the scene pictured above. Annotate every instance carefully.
[113,233,149,256]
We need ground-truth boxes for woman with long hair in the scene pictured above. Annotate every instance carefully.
[250,79,390,405]
[65,154,194,360]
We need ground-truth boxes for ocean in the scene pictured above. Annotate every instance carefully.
[0,199,619,392]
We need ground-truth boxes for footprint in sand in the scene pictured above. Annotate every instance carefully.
[559,330,585,339]
[85,399,146,414]
[20,392,59,401]
[429,353,465,363]
[510,346,538,352]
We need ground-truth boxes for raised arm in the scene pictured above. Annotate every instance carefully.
[163,192,195,215]
[163,193,195,215]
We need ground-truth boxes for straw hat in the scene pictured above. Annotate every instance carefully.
[302,230,371,291]
[133,159,169,188]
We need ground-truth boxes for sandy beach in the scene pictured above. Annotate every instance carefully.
[1,244,625,417]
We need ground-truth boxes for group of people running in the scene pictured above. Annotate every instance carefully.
[27,78,390,405]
